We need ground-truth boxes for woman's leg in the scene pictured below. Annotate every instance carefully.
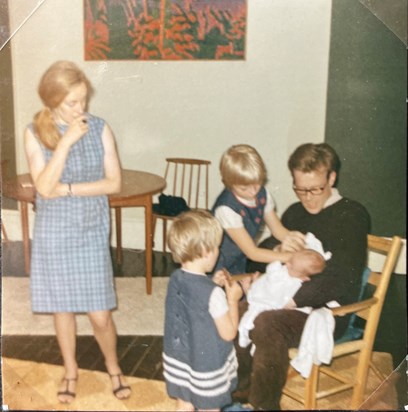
[54,312,78,403]
[88,310,131,399]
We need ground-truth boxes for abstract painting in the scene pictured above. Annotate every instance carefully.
[84,0,247,60]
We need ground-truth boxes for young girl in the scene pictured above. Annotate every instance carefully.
[163,210,243,411]
[212,144,305,274]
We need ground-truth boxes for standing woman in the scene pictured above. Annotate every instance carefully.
[24,61,130,403]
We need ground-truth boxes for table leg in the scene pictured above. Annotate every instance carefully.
[20,201,30,275]
[145,196,153,295]
[115,207,122,266]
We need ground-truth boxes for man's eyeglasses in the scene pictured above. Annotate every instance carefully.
[292,181,327,196]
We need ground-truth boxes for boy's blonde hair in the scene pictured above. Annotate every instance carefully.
[220,144,267,189]
[167,210,223,264]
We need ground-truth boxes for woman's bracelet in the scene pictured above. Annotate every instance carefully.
[67,183,73,197]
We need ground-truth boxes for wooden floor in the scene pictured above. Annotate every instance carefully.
[2,243,407,409]
[2,244,176,382]
[1,335,165,381]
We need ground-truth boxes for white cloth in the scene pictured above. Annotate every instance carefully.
[305,232,332,261]
[238,262,302,348]
[290,307,335,378]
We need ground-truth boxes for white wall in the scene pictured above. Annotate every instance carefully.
[5,0,332,250]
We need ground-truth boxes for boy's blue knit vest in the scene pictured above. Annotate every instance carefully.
[212,187,267,274]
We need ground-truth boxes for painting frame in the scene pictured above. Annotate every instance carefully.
[84,0,247,61]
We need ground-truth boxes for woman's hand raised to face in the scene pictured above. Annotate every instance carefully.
[62,115,89,147]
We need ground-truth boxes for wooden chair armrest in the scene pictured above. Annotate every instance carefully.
[330,297,378,317]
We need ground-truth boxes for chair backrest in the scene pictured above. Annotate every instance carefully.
[355,235,402,345]
[284,234,403,410]
[163,158,211,209]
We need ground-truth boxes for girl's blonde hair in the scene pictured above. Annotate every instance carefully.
[33,61,93,150]
[167,210,223,264]
[220,144,267,189]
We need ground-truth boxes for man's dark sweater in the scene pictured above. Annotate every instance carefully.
[249,197,371,313]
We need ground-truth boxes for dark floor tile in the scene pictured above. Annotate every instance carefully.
[120,336,156,377]
[135,337,164,380]
[1,335,165,381]
[77,337,106,371]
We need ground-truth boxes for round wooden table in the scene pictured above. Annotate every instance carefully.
[2,169,166,294]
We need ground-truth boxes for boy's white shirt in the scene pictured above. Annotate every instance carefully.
[209,286,229,319]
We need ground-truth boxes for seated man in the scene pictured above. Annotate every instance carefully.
[234,143,370,410]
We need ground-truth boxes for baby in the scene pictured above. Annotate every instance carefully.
[238,233,331,350]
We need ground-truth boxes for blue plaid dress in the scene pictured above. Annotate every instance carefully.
[30,114,116,313]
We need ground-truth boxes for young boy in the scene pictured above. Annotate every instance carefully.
[163,210,244,411]
[212,144,304,274]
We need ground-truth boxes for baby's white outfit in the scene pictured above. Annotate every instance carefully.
[238,232,332,352]
[238,261,302,349]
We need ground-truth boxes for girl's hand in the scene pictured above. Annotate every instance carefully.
[280,231,305,252]
[212,269,230,287]
[61,115,89,147]
[238,271,260,295]
[225,278,243,303]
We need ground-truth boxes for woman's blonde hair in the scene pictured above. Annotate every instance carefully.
[220,144,267,189]
[167,210,223,264]
[33,61,93,150]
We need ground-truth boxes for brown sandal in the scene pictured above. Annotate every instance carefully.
[57,377,77,403]
[109,373,131,400]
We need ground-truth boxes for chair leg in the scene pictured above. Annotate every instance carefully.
[350,348,372,409]
[1,223,9,243]
[152,215,157,249]
[305,364,319,410]
[162,220,167,253]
